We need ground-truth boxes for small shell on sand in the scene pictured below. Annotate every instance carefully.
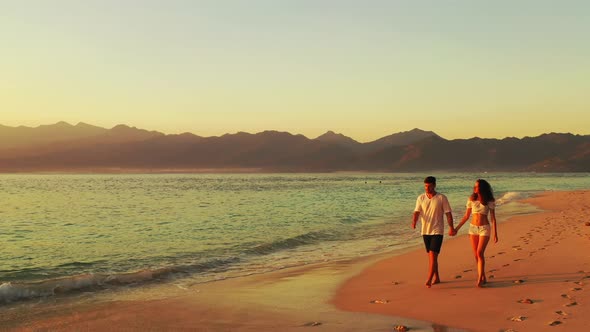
[548,320,562,326]
[393,325,409,332]
[509,316,526,322]
[517,298,533,304]
[370,299,390,304]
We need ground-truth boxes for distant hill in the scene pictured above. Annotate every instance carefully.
[314,131,363,153]
[365,128,441,150]
[0,122,107,150]
[0,122,588,172]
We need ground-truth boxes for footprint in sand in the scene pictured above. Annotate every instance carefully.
[454,275,462,279]
[370,299,390,304]
[564,301,578,307]
[571,287,582,291]
[561,294,571,299]
[517,298,534,304]
[463,269,472,272]
[513,280,525,284]
[514,259,523,262]
[503,264,511,267]
[555,310,568,316]
[548,320,563,326]
[303,322,322,327]
[509,316,526,322]
[498,252,506,255]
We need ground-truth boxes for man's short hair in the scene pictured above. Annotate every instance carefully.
[424,176,436,184]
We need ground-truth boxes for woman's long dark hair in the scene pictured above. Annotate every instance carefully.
[476,179,495,205]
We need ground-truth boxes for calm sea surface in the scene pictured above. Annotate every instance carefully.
[1,172,589,303]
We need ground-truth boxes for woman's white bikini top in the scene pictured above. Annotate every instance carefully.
[466,199,496,215]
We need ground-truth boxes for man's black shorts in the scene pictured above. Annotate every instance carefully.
[422,235,443,253]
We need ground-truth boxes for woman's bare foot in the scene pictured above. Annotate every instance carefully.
[432,278,441,285]
[425,281,432,288]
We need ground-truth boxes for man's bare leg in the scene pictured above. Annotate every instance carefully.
[426,251,439,287]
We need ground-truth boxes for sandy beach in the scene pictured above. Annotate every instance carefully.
[1,190,589,331]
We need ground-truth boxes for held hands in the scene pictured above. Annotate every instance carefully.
[449,227,457,236]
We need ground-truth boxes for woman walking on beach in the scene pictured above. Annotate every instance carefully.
[455,179,498,287]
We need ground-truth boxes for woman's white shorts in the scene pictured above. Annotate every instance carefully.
[468,223,491,236]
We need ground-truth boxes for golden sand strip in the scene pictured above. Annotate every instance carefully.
[334,190,590,332]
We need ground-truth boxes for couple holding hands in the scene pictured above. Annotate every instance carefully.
[412,176,498,288]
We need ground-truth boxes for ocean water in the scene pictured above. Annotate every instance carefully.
[1,172,589,304]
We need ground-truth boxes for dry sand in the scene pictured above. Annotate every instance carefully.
[1,190,589,331]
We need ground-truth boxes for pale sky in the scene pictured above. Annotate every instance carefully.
[1,0,589,142]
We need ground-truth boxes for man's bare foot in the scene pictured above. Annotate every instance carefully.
[477,276,485,288]
[425,281,432,288]
[432,279,441,285]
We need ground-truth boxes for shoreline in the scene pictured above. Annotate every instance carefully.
[0,252,439,331]
[1,190,588,331]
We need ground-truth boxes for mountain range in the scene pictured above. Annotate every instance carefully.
[0,122,588,172]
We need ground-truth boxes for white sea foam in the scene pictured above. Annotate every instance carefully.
[496,191,526,205]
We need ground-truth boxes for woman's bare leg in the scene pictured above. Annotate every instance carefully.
[476,236,490,287]
[470,235,479,262]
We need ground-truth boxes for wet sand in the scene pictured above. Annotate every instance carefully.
[0,257,439,331]
[2,191,589,331]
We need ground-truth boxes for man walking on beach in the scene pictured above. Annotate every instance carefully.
[412,176,455,288]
